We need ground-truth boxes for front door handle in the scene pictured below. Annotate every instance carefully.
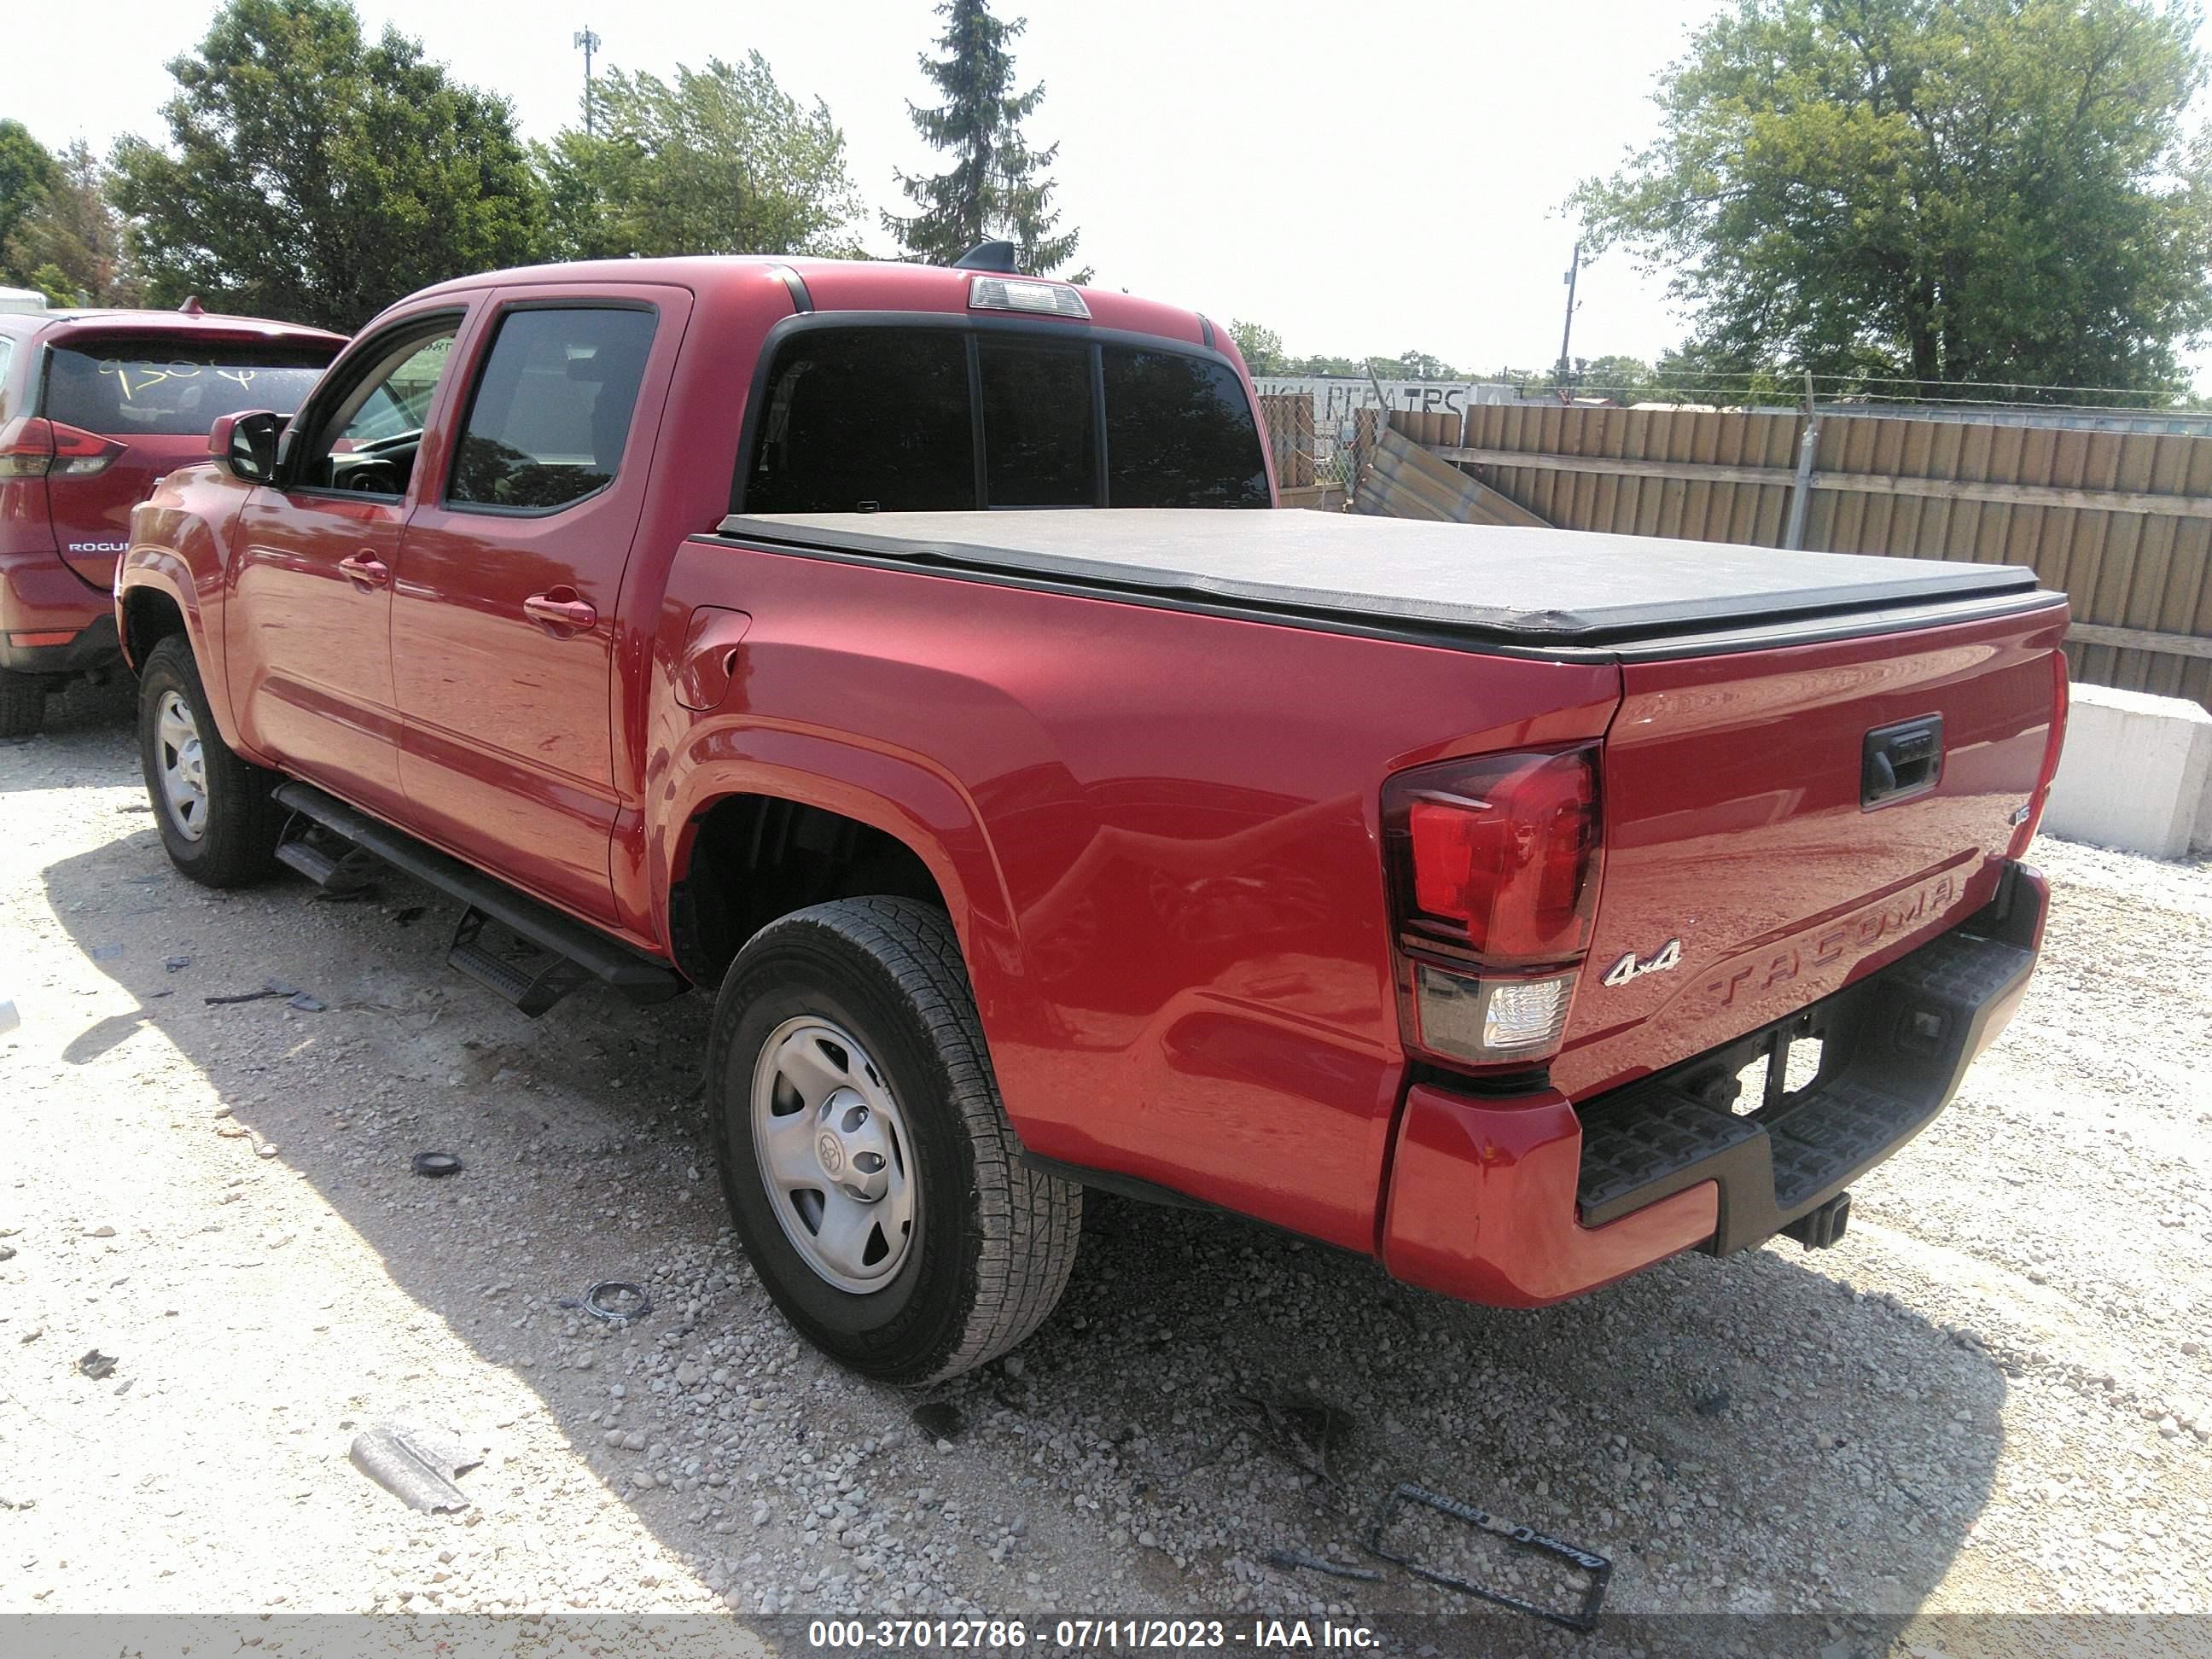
[524,590,598,633]
[337,551,389,590]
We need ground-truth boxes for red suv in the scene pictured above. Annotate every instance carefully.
[0,299,343,736]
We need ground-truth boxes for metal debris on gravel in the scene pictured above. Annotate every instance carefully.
[348,1421,482,1512]
[1263,1550,1380,1582]
[1366,1481,1612,1631]
[581,1281,652,1324]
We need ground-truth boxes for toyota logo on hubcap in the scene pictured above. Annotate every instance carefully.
[818,1133,844,1175]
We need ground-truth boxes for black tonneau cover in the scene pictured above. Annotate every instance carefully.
[714,509,2051,650]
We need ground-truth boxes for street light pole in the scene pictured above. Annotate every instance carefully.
[573,27,602,134]
[1555,242,1581,402]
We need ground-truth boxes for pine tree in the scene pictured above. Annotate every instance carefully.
[884,0,1087,279]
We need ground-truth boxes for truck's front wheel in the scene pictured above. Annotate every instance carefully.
[137,635,285,888]
[708,898,1081,1385]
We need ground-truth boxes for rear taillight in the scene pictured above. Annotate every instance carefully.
[2007,649,2070,860]
[1383,745,1604,1070]
[0,416,124,478]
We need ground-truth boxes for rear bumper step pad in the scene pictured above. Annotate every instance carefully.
[1574,862,2045,1256]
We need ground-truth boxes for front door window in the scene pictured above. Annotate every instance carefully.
[294,328,457,498]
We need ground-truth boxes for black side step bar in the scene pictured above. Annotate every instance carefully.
[274,823,381,892]
[272,781,687,1016]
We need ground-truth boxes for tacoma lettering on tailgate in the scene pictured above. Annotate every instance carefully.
[1699,872,1958,1012]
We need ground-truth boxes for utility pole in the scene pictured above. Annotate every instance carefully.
[573,27,602,134]
[1554,242,1581,402]
[1784,369,1819,550]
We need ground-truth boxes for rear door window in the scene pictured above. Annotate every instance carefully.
[1102,347,1270,508]
[746,329,974,514]
[978,339,1094,507]
[448,306,658,512]
[740,326,1267,513]
[44,340,331,435]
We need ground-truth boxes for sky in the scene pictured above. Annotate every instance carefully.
[3,1,1761,373]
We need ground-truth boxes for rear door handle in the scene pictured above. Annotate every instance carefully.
[524,590,598,633]
[337,551,389,590]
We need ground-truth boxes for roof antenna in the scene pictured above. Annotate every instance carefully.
[178,296,206,316]
[952,241,1019,273]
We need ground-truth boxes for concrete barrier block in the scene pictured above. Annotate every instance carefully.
[2042,682,2212,860]
[2197,744,2212,854]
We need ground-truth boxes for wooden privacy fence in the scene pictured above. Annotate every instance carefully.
[1431,403,2212,710]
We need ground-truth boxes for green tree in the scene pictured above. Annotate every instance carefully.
[1571,354,1656,404]
[5,139,140,307]
[108,0,544,332]
[539,55,864,260]
[886,0,1086,277]
[1278,353,1369,378]
[1370,349,1464,381]
[0,118,56,287]
[1228,319,1284,375]
[1569,0,2212,398]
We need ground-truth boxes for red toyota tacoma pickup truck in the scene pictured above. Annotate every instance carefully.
[117,254,2069,1384]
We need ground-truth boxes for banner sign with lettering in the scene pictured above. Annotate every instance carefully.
[1252,377,1527,431]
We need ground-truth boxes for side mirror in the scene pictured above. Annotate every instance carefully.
[209,410,282,484]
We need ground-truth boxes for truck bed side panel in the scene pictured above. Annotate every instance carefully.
[650,538,1621,1253]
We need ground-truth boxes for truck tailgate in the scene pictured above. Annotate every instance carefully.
[1552,602,2069,1101]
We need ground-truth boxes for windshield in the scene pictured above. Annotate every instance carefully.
[44,341,333,437]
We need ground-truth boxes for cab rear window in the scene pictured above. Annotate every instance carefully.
[742,325,1268,513]
[44,341,332,436]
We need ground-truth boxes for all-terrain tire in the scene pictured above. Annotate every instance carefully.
[0,670,48,739]
[708,897,1081,1384]
[137,635,286,888]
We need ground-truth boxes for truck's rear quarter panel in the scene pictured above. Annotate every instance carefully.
[652,538,1619,1252]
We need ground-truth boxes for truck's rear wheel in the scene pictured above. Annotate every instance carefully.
[708,897,1081,1384]
[137,635,285,888]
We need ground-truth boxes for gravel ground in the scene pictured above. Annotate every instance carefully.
[3,682,2209,1655]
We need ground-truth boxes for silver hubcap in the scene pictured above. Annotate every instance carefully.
[750,1016,916,1293]
[155,690,209,841]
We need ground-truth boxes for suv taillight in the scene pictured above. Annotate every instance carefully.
[0,416,124,478]
[1382,746,1604,1070]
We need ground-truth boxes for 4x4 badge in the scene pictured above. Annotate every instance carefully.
[1602,939,1682,987]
